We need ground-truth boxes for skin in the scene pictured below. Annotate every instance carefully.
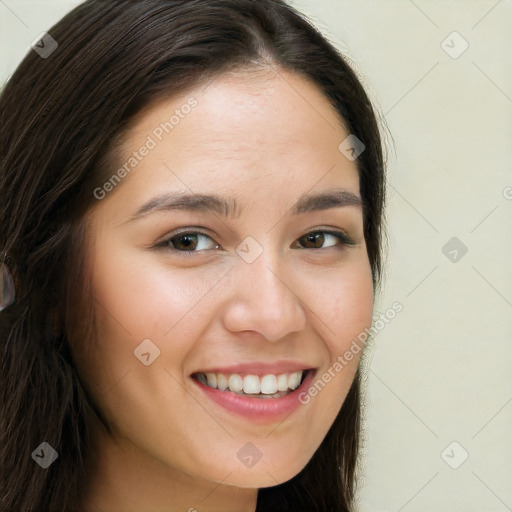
[76,67,374,512]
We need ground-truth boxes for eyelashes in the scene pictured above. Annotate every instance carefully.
[154,228,356,255]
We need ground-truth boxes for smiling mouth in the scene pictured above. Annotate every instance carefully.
[191,370,309,399]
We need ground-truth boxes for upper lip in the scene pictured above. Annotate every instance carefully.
[191,361,316,376]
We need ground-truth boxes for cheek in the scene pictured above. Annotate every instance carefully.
[81,247,224,397]
[92,249,222,339]
[311,257,374,358]
[293,256,373,429]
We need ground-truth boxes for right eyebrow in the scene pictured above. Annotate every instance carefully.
[125,193,241,223]
[123,187,362,225]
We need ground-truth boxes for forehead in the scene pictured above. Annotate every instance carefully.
[125,67,347,156]
[94,68,360,217]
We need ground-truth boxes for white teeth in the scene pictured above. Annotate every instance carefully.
[288,371,302,390]
[228,374,243,393]
[196,370,305,396]
[276,373,288,392]
[217,373,228,391]
[206,373,217,388]
[243,375,260,394]
[260,374,277,395]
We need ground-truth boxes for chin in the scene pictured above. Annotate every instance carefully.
[204,449,313,489]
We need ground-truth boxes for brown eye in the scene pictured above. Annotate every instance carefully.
[299,232,326,249]
[159,232,219,252]
[172,234,199,251]
[296,230,354,250]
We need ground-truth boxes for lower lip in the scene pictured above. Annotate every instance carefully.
[192,370,315,423]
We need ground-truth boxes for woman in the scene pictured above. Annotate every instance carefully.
[0,1,386,510]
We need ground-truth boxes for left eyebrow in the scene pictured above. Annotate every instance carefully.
[123,187,362,225]
[292,189,362,214]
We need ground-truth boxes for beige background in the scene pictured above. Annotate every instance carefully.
[1,1,511,510]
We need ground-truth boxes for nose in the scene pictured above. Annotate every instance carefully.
[221,248,307,342]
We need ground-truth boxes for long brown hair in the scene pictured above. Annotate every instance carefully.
[0,1,386,510]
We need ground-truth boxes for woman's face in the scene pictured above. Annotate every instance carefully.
[78,68,374,489]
